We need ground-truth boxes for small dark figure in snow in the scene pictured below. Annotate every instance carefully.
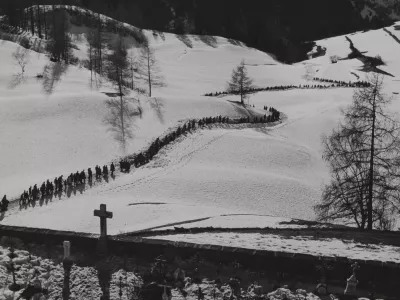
[54,177,58,192]
[1,195,9,212]
[46,180,52,195]
[103,165,108,176]
[88,168,93,181]
[67,175,72,187]
[96,165,102,178]
[58,176,63,192]
[32,185,38,201]
[40,182,46,197]
[110,163,115,176]
[80,170,86,184]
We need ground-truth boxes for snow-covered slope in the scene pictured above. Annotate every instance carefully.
[0,26,288,198]
[1,11,400,235]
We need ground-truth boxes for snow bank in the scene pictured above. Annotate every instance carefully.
[148,232,400,264]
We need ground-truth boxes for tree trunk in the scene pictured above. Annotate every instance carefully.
[30,7,35,35]
[23,8,27,31]
[19,7,24,31]
[130,58,134,90]
[89,43,93,83]
[97,13,102,74]
[52,5,56,40]
[147,49,151,97]
[44,6,47,39]
[37,5,42,38]
[118,67,125,142]
[367,88,377,230]
[240,80,244,104]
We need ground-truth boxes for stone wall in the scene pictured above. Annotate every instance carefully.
[0,224,399,297]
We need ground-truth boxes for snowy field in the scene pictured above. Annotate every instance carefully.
[1,10,400,242]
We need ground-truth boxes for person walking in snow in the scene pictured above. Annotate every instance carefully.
[58,176,63,192]
[75,171,80,185]
[80,170,86,184]
[67,175,72,187]
[40,182,46,198]
[88,168,93,182]
[103,165,108,176]
[110,163,115,176]
[1,195,9,212]
[32,185,38,201]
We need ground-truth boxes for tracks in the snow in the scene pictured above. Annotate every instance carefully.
[383,28,400,46]
[97,131,229,195]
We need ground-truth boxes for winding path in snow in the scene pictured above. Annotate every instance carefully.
[2,119,283,221]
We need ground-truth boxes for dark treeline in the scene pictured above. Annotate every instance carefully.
[0,0,393,63]
[1,111,281,211]
[0,3,147,46]
[204,80,371,97]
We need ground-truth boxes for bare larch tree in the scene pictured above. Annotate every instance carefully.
[104,36,141,151]
[137,44,164,97]
[227,59,254,105]
[315,73,400,230]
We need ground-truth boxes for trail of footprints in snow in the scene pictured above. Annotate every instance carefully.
[98,131,229,195]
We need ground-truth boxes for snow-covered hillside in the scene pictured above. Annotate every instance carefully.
[0,23,286,198]
[1,10,400,236]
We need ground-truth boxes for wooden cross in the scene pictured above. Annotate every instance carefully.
[94,204,113,237]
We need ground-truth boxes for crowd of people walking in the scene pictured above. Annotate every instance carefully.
[312,77,370,87]
[14,163,117,209]
[204,79,371,97]
[2,111,281,212]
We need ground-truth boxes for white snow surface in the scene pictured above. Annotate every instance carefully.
[148,232,400,263]
[1,13,400,238]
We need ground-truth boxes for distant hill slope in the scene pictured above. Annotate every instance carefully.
[39,0,395,64]
[2,0,397,63]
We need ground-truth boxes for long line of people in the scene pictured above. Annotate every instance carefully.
[204,79,371,97]
[312,77,370,87]
[121,112,282,171]
[11,163,117,210]
[3,111,282,212]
